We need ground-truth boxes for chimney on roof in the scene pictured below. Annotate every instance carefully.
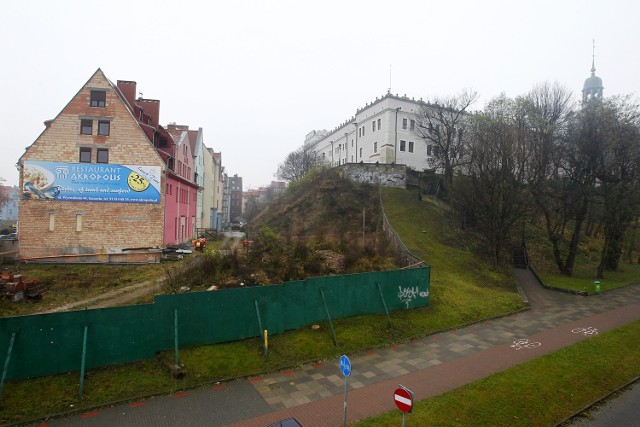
[167,124,189,131]
[117,80,137,108]
[43,119,53,128]
[137,99,160,128]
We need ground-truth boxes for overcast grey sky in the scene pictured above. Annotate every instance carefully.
[1,0,638,190]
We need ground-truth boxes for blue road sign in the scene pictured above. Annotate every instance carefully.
[340,354,351,377]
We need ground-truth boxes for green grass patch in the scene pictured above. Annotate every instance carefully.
[355,320,640,427]
[539,263,640,294]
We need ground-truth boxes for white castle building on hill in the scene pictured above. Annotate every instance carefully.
[305,92,437,172]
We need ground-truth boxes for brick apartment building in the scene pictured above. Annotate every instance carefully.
[18,69,165,262]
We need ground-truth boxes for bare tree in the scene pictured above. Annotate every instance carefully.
[591,96,640,277]
[413,89,479,191]
[0,177,8,210]
[516,83,580,275]
[276,145,320,182]
[455,95,532,266]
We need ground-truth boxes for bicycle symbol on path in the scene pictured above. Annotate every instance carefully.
[510,339,541,350]
[572,327,599,336]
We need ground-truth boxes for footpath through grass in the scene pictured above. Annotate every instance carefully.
[356,320,640,427]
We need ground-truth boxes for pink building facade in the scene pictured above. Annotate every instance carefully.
[115,81,200,246]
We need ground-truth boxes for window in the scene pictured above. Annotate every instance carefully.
[351,139,354,147]
[402,118,407,129]
[359,148,362,157]
[362,126,365,136]
[90,90,106,107]
[427,145,432,156]
[76,214,83,232]
[98,121,110,136]
[410,119,415,131]
[48,213,55,231]
[374,142,378,153]
[409,141,414,153]
[372,121,375,132]
[377,118,381,130]
[97,148,109,164]
[400,140,406,151]
[80,119,92,135]
[159,137,168,147]
[79,147,91,163]
[168,157,174,171]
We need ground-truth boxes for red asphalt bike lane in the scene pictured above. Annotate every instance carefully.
[228,302,640,427]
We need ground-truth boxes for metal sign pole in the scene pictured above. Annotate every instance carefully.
[343,374,348,427]
[339,354,351,427]
[402,411,406,427]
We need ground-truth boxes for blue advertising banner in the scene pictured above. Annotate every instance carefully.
[22,161,161,204]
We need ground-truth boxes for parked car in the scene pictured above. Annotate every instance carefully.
[268,418,303,427]
[0,233,17,240]
[230,221,243,231]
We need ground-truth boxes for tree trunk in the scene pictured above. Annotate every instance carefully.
[563,194,590,276]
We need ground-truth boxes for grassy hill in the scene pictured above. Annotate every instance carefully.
[244,168,400,278]
[249,168,383,239]
[381,187,525,324]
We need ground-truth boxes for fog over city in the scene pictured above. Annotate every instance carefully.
[1,0,638,189]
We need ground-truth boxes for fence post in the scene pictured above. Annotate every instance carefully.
[79,326,88,400]
[0,332,16,399]
[319,289,338,346]
[174,309,179,366]
[254,301,268,360]
[376,283,393,329]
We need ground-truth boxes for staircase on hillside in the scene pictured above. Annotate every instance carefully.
[512,246,528,269]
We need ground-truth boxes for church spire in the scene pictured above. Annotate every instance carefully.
[591,39,596,76]
[582,39,604,104]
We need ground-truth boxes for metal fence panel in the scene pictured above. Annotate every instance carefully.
[0,267,429,381]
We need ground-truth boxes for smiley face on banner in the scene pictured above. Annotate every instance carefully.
[127,172,150,192]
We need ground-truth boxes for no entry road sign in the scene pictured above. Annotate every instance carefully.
[394,386,413,413]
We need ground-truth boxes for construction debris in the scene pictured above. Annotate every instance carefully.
[1,271,45,302]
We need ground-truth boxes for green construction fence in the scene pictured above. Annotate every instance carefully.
[1,266,429,381]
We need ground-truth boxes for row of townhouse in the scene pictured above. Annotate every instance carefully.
[17,69,229,263]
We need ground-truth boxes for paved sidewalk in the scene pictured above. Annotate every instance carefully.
[41,269,640,427]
